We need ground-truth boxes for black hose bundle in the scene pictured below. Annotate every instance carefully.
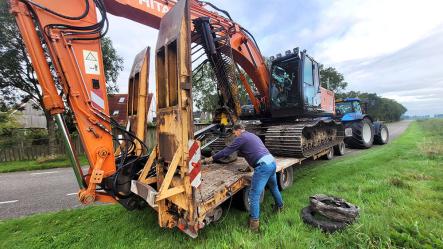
[22,0,109,40]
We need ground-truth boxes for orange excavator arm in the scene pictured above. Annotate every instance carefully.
[10,0,118,204]
[9,0,270,205]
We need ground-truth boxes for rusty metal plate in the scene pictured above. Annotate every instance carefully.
[159,132,178,163]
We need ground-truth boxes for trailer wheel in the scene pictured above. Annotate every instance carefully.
[323,148,334,160]
[277,166,294,191]
[333,142,345,156]
[374,124,389,145]
[238,186,264,212]
[344,118,374,149]
[300,206,348,233]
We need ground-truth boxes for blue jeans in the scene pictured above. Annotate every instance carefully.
[249,160,283,220]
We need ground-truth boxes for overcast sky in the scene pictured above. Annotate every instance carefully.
[106,0,443,116]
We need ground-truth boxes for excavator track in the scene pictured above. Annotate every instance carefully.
[264,119,344,158]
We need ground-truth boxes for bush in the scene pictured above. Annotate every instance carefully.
[25,129,49,145]
[0,112,22,148]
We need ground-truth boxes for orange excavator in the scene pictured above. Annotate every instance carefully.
[9,0,344,237]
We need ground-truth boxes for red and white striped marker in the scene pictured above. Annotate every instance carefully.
[188,140,201,188]
[91,89,105,111]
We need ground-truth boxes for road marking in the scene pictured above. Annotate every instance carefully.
[66,193,78,196]
[30,171,58,176]
[0,200,18,204]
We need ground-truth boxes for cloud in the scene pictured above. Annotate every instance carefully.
[315,0,443,63]
[330,25,443,115]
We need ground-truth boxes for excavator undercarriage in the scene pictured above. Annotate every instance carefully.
[263,120,344,158]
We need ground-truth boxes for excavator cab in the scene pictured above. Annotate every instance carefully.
[269,49,322,119]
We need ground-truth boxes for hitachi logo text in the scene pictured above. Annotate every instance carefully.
[139,0,170,13]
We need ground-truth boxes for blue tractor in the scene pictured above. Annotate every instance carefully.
[335,98,389,149]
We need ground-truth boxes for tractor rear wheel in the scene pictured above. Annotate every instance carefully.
[374,124,389,145]
[344,118,374,149]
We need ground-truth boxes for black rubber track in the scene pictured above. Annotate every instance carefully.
[374,123,389,145]
[300,206,348,233]
[344,118,374,149]
[265,119,344,158]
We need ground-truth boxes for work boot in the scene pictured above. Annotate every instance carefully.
[248,218,260,232]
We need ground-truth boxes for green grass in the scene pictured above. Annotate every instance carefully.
[1,120,442,249]
[0,155,88,173]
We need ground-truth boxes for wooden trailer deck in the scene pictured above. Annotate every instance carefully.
[197,157,301,202]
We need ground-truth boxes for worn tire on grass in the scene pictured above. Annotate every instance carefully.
[300,206,348,233]
[309,194,359,223]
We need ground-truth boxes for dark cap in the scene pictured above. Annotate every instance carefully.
[233,123,245,131]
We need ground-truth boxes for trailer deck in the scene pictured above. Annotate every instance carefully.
[197,157,301,202]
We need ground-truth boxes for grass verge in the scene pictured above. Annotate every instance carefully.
[0,155,88,173]
[0,120,442,249]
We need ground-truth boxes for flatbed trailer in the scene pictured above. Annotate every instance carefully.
[131,145,338,237]
[198,147,333,208]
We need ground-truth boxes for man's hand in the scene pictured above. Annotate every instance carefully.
[201,156,213,165]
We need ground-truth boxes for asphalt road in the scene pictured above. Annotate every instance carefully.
[385,120,411,141]
[0,120,411,220]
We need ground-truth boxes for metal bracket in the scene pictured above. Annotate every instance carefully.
[90,169,104,184]
[131,180,158,208]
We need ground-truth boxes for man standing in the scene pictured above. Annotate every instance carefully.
[202,124,284,232]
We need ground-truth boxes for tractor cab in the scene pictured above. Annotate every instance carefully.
[335,98,367,122]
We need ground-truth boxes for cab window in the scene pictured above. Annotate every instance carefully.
[352,101,362,113]
[303,58,314,85]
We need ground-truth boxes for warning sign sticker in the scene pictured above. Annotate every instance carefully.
[83,50,100,75]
